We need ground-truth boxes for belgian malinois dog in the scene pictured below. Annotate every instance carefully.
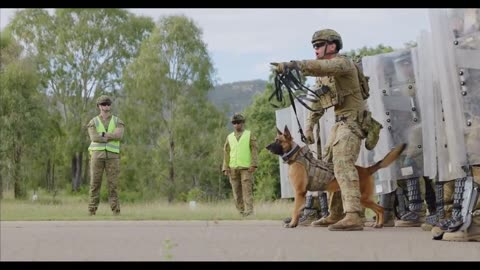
[266,125,406,229]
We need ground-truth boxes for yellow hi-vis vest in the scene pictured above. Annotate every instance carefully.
[88,116,120,153]
[228,130,251,168]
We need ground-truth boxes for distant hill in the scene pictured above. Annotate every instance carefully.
[208,79,267,117]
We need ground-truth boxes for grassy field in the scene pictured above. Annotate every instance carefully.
[0,190,293,221]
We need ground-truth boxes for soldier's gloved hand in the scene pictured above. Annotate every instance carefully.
[223,169,230,176]
[270,61,299,74]
[305,127,315,145]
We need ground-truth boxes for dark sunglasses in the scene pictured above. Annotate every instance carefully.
[313,41,327,50]
[100,102,111,106]
[232,121,243,125]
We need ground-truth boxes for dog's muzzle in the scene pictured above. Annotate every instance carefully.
[266,142,283,156]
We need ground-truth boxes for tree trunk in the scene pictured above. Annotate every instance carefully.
[167,132,175,203]
[83,153,89,187]
[46,159,52,192]
[71,152,83,192]
[0,170,3,200]
[13,140,25,199]
[46,158,56,192]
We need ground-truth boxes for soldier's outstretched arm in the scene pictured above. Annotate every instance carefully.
[295,58,353,77]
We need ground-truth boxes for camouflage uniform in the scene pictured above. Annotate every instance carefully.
[273,29,374,231]
[87,95,124,215]
[222,113,258,216]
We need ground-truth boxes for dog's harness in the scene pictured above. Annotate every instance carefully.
[283,145,335,191]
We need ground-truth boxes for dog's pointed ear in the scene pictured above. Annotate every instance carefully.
[276,127,282,135]
[284,125,291,138]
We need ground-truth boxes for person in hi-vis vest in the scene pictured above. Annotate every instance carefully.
[87,95,125,216]
[222,113,258,216]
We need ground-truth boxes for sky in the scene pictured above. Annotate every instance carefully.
[0,8,431,85]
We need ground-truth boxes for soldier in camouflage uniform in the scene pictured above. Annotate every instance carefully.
[222,113,258,217]
[272,29,381,231]
[87,95,124,216]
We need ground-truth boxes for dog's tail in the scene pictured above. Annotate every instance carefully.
[366,143,407,175]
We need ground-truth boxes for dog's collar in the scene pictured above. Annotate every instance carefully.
[281,143,301,162]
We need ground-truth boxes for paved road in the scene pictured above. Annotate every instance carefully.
[1,220,479,261]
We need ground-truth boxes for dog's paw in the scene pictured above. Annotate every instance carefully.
[373,223,383,229]
[284,223,298,228]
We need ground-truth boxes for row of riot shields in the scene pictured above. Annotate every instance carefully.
[277,8,480,198]
[359,8,480,195]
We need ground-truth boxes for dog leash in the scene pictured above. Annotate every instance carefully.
[270,68,326,143]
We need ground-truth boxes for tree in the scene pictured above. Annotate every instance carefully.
[0,30,49,198]
[345,44,395,63]
[8,9,155,191]
[121,15,222,202]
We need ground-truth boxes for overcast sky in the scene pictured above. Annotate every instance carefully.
[0,8,431,85]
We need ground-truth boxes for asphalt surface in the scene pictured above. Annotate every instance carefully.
[1,220,479,261]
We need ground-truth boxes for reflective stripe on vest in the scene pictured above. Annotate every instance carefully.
[227,130,251,168]
[88,116,120,153]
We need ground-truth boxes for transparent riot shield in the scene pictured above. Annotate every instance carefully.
[429,9,468,181]
[447,8,480,167]
[413,30,438,180]
[362,49,424,193]
[276,100,315,198]
[445,9,480,219]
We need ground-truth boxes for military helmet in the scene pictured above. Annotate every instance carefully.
[96,95,112,105]
[231,113,245,123]
[311,29,343,51]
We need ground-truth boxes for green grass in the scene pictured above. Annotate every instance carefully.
[0,190,293,221]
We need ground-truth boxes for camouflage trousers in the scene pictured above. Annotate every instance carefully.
[229,169,254,215]
[326,121,362,213]
[88,153,120,214]
[328,191,344,217]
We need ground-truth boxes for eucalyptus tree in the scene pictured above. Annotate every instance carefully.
[8,9,155,191]
[121,15,223,202]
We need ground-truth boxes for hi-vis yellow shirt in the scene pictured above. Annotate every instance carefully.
[227,130,251,168]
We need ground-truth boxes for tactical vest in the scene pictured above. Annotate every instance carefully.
[88,116,120,153]
[228,130,251,168]
[315,76,340,109]
[314,57,361,110]
[294,146,335,191]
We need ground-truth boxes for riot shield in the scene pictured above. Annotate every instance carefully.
[444,9,480,222]
[413,31,438,180]
[447,9,480,167]
[429,9,469,180]
[362,49,424,193]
